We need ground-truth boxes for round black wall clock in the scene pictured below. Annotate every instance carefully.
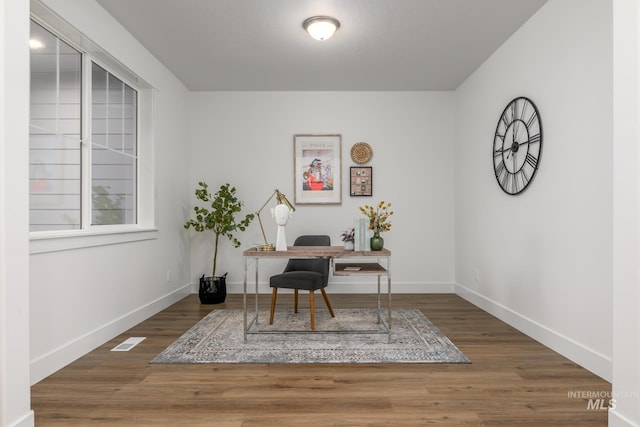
[493,96,543,195]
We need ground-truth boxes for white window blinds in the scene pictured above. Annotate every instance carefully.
[29,21,82,231]
[91,62,138,225]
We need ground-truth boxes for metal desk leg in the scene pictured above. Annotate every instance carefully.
[377,275,381,310]
[387,256,392,335]
[376,273,381,324]
[243,256,248,343]
[243,257,260,343]
[254,257,259,324]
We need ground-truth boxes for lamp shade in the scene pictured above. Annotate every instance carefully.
[303,16,340,41]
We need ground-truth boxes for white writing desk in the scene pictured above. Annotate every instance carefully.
[242,246,392,343]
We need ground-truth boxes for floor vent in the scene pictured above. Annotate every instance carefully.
[111,337,146,352]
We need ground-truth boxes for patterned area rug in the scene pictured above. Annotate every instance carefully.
[151,308,470,364]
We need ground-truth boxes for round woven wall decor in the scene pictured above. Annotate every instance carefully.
[350,142,373,164]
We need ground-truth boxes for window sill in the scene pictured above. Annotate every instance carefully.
[30,227,158,254]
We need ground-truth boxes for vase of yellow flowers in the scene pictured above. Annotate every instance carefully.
[359,200,394,251]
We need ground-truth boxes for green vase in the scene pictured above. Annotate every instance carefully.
[370,233,384,251]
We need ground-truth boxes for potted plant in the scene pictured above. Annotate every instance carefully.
[185,182,254,303]
[341,227,355,250]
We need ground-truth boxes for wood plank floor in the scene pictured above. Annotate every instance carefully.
[31,294,611,426]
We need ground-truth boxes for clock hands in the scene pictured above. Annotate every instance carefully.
[494,139,529,157]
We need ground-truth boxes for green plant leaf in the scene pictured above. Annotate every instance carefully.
[183,182,255,277]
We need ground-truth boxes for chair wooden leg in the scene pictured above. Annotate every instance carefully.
[294,289,299,313]
[320,288,335,318]
[309,291,316,330]
[270,288,278,325]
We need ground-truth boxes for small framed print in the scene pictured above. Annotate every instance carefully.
[350,166,372,197]
[294,134,342,205]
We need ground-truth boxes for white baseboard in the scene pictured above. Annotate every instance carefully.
[191,281,456,295]
[9,410,34,427]
[455,283,612,382]
[609,408,640,427]
[30,284,191,385]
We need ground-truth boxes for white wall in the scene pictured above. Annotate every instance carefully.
[455,0,612,380]
[188,92,456,293]
[8,1,633,423]
[611,0,640,424]
[29,0,192,384]
[1,0,35,424]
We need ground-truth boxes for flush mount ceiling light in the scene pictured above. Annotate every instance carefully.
[303,16,340,41]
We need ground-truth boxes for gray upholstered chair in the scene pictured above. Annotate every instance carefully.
[269,235,335,330]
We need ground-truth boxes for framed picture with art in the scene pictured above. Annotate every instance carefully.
[350,166,372,197]
[293,134,342,205]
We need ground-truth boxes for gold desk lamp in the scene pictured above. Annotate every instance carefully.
[255,189,296,251]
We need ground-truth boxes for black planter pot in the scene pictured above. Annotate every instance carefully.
[198,273,227,304]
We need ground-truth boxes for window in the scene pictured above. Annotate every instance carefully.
[29,20,140,232]
[29,20,82,231]
[91,63,137,225]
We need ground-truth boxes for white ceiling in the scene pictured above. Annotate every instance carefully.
[95,0,548,91]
